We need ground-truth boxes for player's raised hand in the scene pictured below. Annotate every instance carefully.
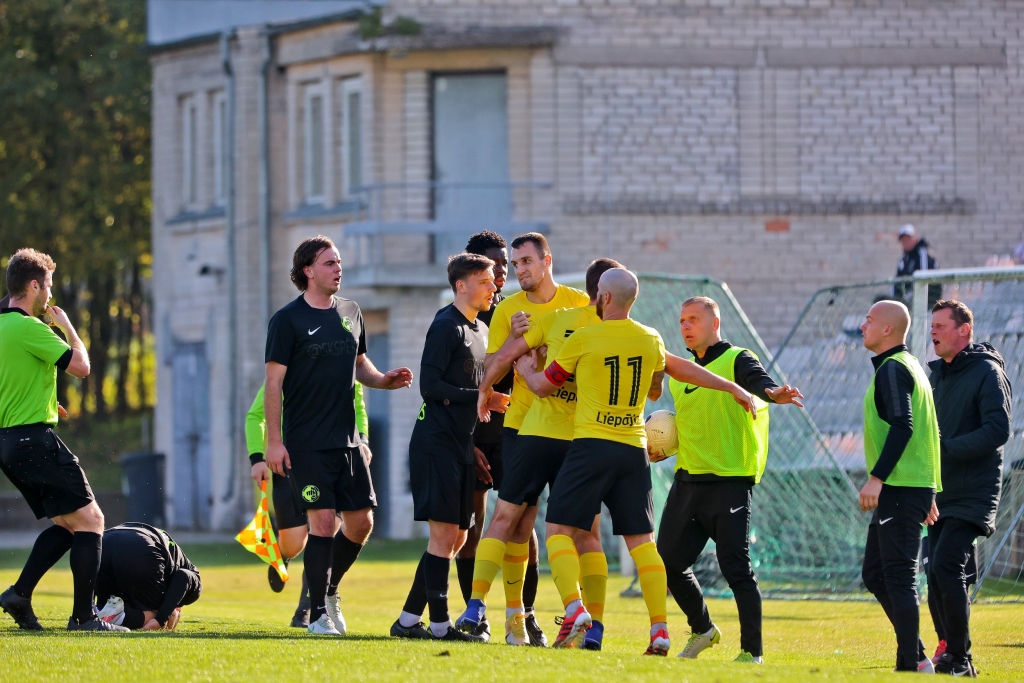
[730,387,758,419]
[766,384,805,407]
[477,385,494,422]
[486,391,510,413]
[510,311,531,338]
[380,367,413,390]
[266,442,291,477]
[46,304,73,331]
[250,460,269,483]
[473,447,492,485]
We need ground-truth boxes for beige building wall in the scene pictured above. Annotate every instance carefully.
[151,2,1023,533]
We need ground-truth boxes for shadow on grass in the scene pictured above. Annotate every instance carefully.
[0,538,426,571]
[0,628,397,642]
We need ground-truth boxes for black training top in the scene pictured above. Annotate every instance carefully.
[869,344,916,482]
[412,304,487,463]
[97,523,202,626]
[265,295,366,451]
[474,293,513,444]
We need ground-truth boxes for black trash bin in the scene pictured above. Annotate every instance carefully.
[119,452,165,527]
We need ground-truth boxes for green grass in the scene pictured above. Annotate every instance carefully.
[1,540,1023,682]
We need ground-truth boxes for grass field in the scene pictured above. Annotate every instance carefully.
[1,540,1022,682]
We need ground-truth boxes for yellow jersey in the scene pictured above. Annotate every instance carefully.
[550,318,666,448]
[519,305,601,441]
[487,284,589,430]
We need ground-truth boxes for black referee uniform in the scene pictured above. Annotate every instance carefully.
[401,303,487,632]
[472,292,512,492]
[95,523,201,629]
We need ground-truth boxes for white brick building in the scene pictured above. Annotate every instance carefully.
[148,0,1023,534]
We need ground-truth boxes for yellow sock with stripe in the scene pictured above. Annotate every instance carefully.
[545,535,582,608]
[578,552,608,622]
[471,538,506,601]
[629,541,668,625]
[502,541,529,611]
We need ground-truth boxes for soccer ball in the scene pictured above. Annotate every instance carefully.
[645,410,678,463]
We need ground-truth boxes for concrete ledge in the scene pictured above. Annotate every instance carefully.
[563,195,976,217]
[767,46,1006,69]
[555,46,756,69]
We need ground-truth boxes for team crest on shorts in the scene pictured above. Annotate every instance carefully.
[341,316,353,332]
[302,485,320,503]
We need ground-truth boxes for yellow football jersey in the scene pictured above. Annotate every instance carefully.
[552,318,666,448]
[487,284,590,430]
[519,305,601,441]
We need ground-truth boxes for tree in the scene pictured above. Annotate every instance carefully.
[0,0,152,418]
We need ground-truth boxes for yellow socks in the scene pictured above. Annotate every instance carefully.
[630,541,667,625]
[471,538,506,601]
[546,534,582,607]
[502,541,529,610]
[579,552,608,622]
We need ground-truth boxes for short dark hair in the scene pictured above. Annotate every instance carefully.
[6,248,55,298]
[932,299,974,329]
[510,232,549,258]
[290,235,337,291]
[585,258,623,299]
[682,296,720,318]
[465,231,506,255]
[447,253,494,293]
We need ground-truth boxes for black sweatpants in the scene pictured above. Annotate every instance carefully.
[926,516,982,662]
[657,476,762,656]
[862,484,934,671]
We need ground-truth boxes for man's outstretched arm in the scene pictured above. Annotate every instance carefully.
[665,353,758,418]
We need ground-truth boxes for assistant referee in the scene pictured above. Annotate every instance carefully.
[0,249,126,632]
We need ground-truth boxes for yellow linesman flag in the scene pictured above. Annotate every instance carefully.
[236,480,289,582]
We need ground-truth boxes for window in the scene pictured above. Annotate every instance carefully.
[340,77,363,198]
[304,83,326,203]
[212,90,227,205]
[181,95,197,207]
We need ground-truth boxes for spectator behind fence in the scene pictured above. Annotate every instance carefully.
[893,225,941,309]
[925,299,1012,677]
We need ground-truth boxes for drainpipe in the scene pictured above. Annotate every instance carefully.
[220,31,239,505]
[258,29,271,331]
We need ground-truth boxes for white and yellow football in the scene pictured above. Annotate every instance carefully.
[645,410,678,463]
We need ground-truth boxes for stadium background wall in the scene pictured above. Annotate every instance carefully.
[148,1,1024,538]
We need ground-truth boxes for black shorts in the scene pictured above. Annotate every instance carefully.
[285,446,376,512]
[272,472,307,530]
[410,449,476,529]
[0,423,95,520]
[473,441,504,491]
[498,435,570,507]
[546,438,653,536]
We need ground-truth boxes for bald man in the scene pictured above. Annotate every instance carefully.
[516,268,672,655]
[859,301,942,673]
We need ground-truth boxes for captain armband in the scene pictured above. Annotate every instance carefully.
[545,361,572,387]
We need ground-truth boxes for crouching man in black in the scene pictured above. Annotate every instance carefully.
[94,523,202,631]
[926,300,1012,677]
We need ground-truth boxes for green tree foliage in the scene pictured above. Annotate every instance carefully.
[0,0,152,419]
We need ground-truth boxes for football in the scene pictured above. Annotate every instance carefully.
[645,409,678,463]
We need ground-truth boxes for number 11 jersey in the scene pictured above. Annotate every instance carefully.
[551,318,666,448]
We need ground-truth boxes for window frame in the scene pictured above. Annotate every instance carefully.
[340,76,364,200]
[181,94,198,209]
[304,81,328,205]
[212,90,227,206]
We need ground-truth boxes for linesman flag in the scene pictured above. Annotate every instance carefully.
[236,480,289,582]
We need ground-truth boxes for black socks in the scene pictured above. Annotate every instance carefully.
[69,531,102,623]
[122,605,146,630]
[523,562,540,612]
[304,534,333,622]
[402,554,428,617]
[297,569,310,612]
[455,556,475,604]
[15,525,73,599]
[423,552,452,626]
[328,531,363,597]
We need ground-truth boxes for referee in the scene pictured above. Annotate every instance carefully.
[94,523,201,631]
[265,235,413,636]
[658,296,803,664]
[859,300,941,673]
[0,249,126,631]
[393,253,508,642]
